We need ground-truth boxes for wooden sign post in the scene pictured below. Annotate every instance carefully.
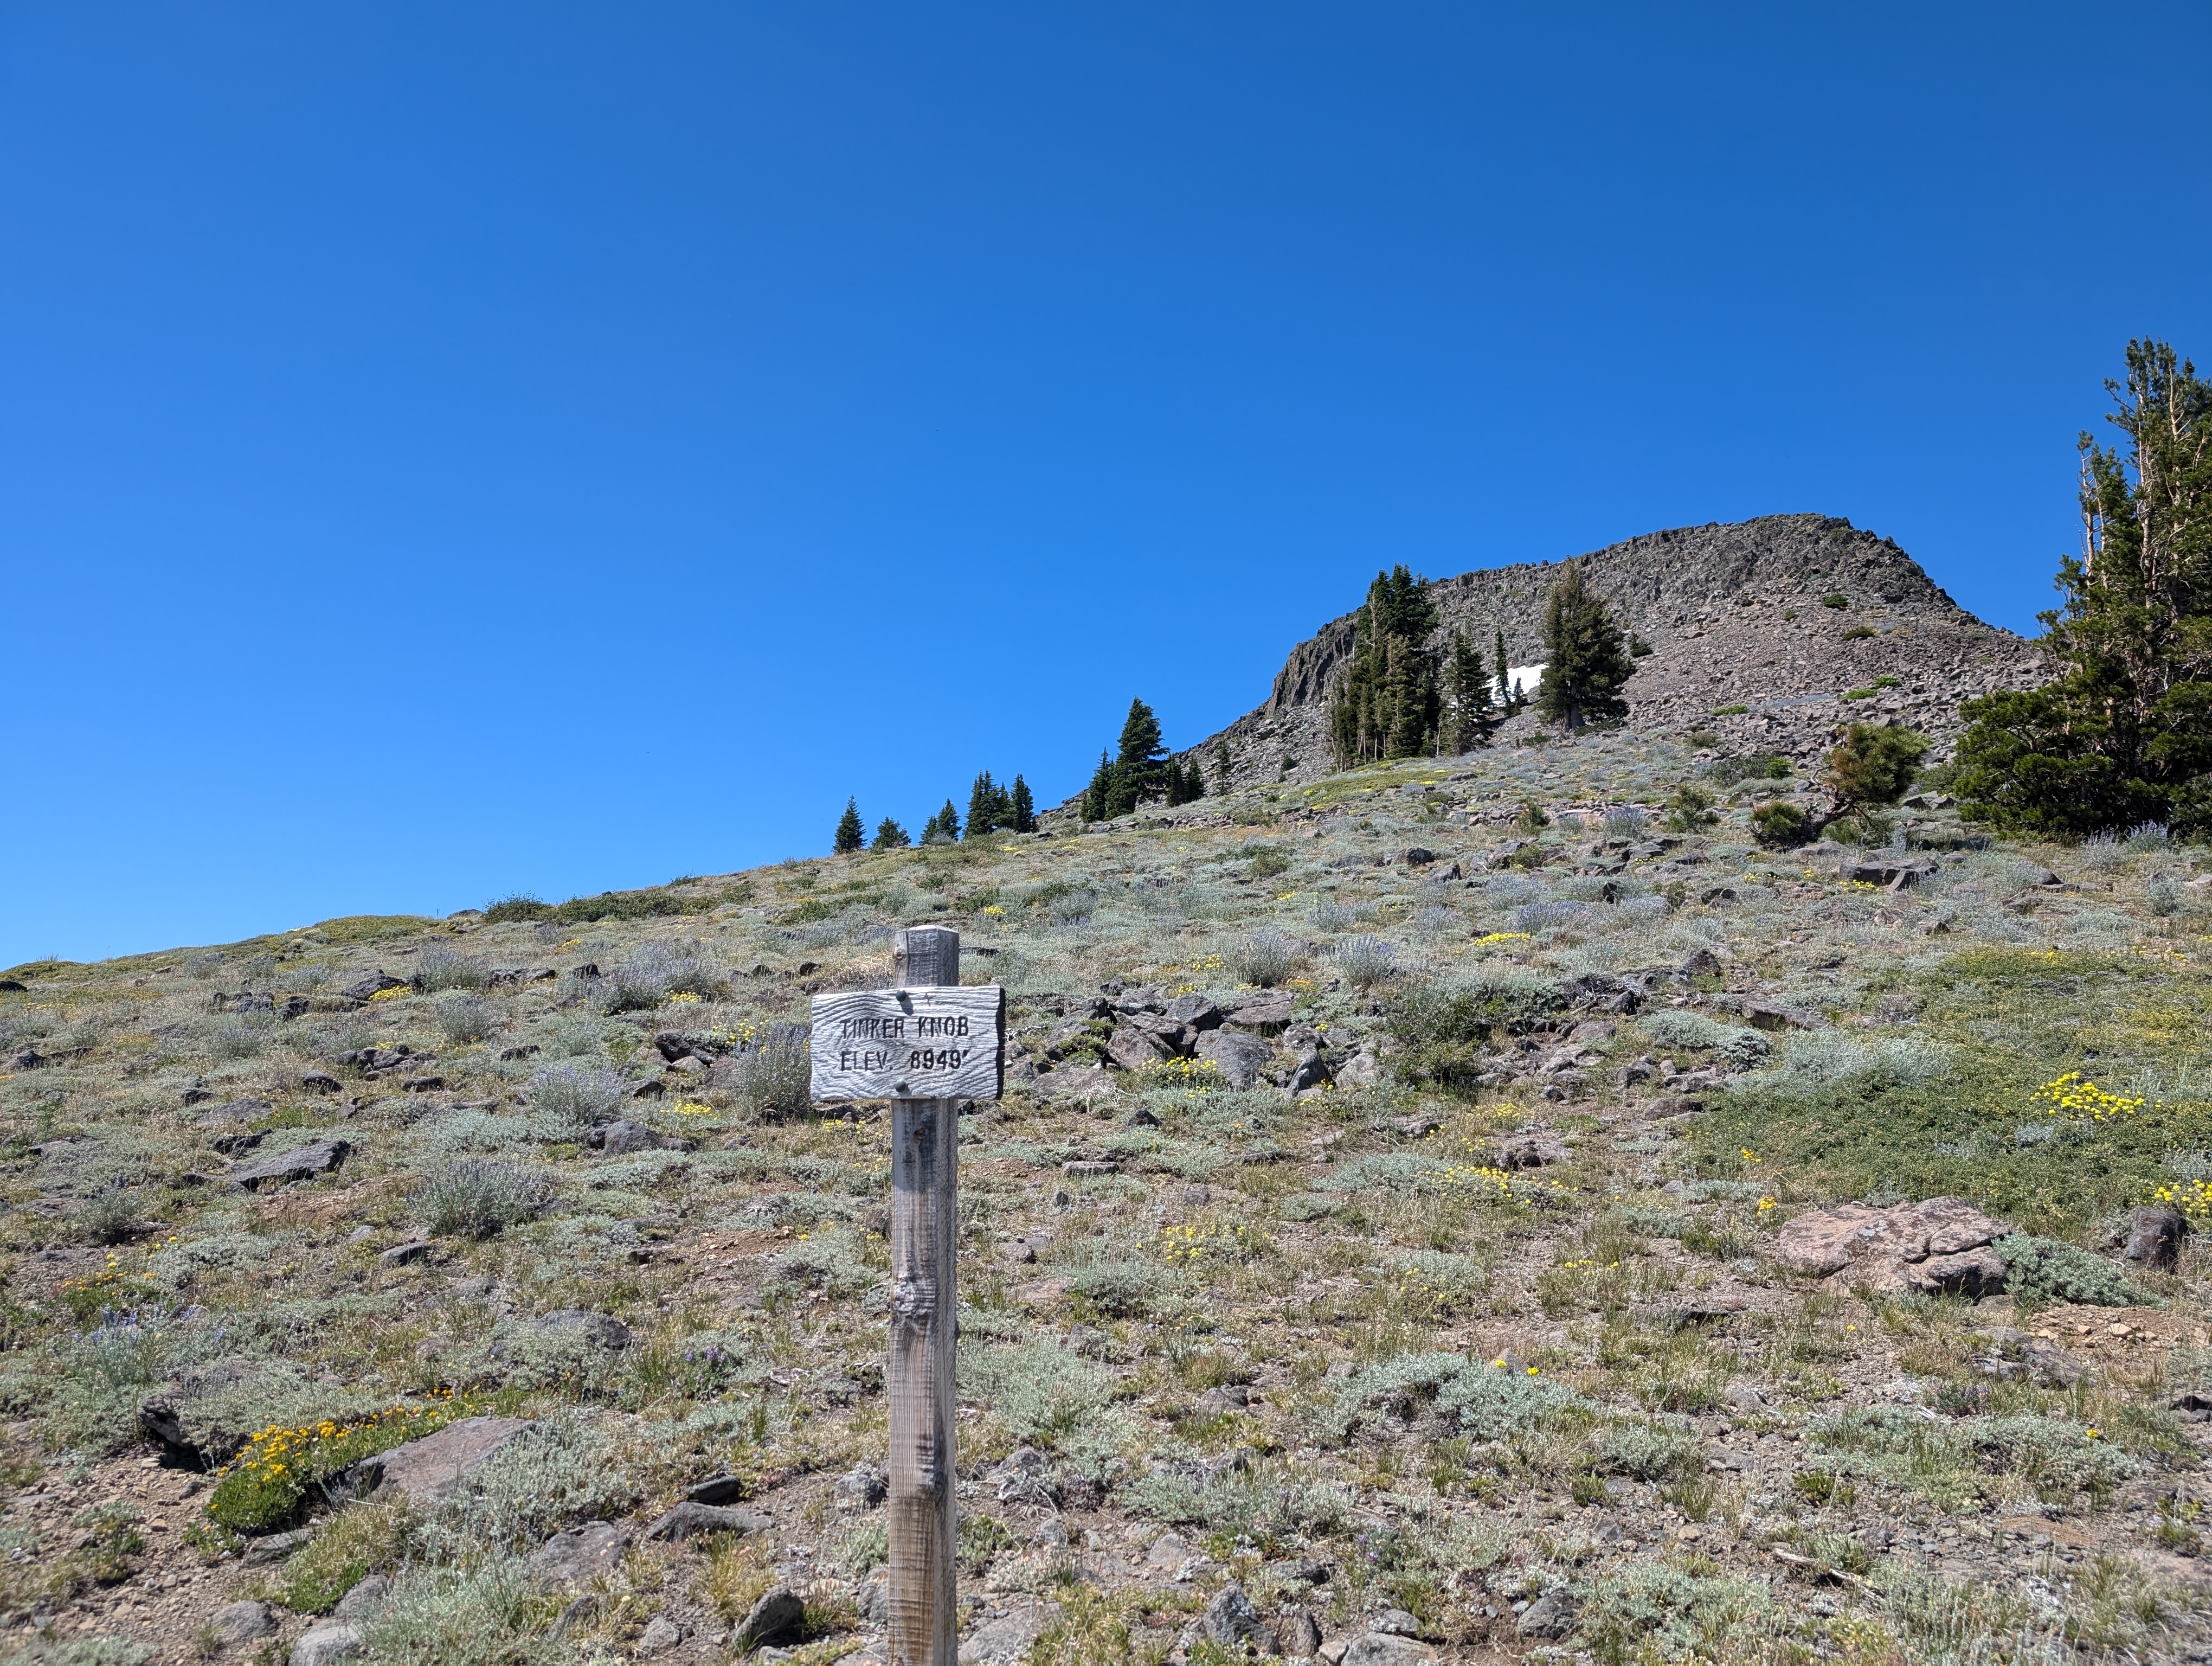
[811,927,1004,1666]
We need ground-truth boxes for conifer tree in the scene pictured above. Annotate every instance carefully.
[871,817,911,850]
[1329,566,1442,765]
[964,771,1012,838]
[1213,741,1233,790]
[1536,561,1636,731]
[833,797,865,855]
[921,800,961,844]
[1446,629,1494,753]
[1080,751,1116,823]
[1494,630,1513,714]
[1957,340,2212,835]
[1113,699,1167,812]
[1008,776,1037,834]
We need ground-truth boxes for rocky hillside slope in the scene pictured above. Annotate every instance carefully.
[1191,514,2043,793]
[2,733,2209,1665]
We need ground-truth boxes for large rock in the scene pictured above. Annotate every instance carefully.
[1774,1197,2009,1294]
[2125,1204,2187,1270]
[734,1585,805,1651]
[1220,991,1294,1033]
[959,1603,1052,1665]
[1195,1029,1274,1091]
[1339,1635,1436,1666]
[596,1120,693,1156]
[533,1310,632,1350]
[1163,995,1223,1030]
[1198,1582,1271,1652]
[526,1521,632,1591]
[228,1139,350,1191]
[1106,1026,1172,1072]
[1835,856,1938,890]
[140,1358,319,1468]
[643,1501,772,1541]
[290,1625,364,1666]
[361,1415,535,1507]
[1516,1592,1578,1640]
[337,972,407,1005]
[210,1600,276,1644]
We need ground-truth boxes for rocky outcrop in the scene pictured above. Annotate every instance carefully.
[1774,1197,2009,1296]
[1066,515,2043,803]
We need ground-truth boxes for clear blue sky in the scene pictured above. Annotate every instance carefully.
[3,4,2208,967]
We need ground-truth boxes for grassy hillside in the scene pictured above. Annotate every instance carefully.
[2,727,2210,1665]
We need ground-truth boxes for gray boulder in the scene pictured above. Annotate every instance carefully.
[644,1501,772,1541]
[1516,1591,1578,1640]
[526,1521,632,1592]
[535,1309,632,1350]
[290,1624,365,1666]
[2125,1204,2187,1270]
[734,1585,805,1651]
[1339,1636,1436,1666]
[332,1575,390,1621]
[1198,1582,1270,1652]
[359,1415,536,1507]
[210,1600,276,1644]
[1195,1029,1272,1091]
[1105,1026,1172,1071]
[228,1139,350,1191]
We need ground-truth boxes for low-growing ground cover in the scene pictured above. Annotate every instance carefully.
[0,728,2209,1664]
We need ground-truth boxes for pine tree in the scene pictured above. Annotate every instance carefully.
[1114,699,1167,812]
[1536,561,1636,731]
[1213,741,1233,790]
[1180,757,1204,803]
[1446,629,1494,753]
[1329,566,1442,765]
[833,797,865,855]
[1494,630,1513,715]
[1957,340,2212,835]
[871,817,911,850]
[1080,751,1117,823]
[1008,776,1037,834]
[921,800,961,844]
[964,771,1012,839]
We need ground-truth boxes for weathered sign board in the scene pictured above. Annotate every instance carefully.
[809,984,1004,1103]
[810,926,986,1666]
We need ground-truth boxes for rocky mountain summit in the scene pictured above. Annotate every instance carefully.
[1193,514,2043,792]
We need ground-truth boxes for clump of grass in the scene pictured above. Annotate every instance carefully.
[417,1160,551,1239]
[434,994,499,1046]
[415,948,490,992]
[1312,898,1356,933]
[1332,934,1399,992]
[1245,844,1293,880]
[2125,820,2171,852]
[526,1064,627,1132]
[1514,899,1589,933]
[1602,805,1650,838]
[73,1188,142,1246]
[208,1018,267,1060]
[1229,930,1299,988]
[733,1023,812,1117]
[597,941,725,1012]
[276,1497,416,1613]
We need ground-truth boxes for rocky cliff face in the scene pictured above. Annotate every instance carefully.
[1189,514,2043,791]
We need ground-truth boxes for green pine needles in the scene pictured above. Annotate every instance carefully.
[1536,559,1636,731]
[1330,565,1442,765]
[1957,339,2212,837]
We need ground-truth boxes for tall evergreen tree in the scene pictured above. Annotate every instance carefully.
[1079,750,1116,823]
[1446,629,1495,753]
[1008,776,1037,834]
[833,797,865,855]
[1494,630,1513,714]
[1113,699,1167,812]
[965,771,1012,838]
[1536,561,1636,731]
[1957,340,2212,835]
[871,816,911,850]
[1329,566,1442,765]
[1213,741,1233,790]
[921,800,961,844]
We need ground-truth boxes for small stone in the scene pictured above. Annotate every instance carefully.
[686,1473,751,1507]
[228,1139,351,1190]
[535,1309,632,1350]
[1147,1531,1192,1571]
[378,1240,435,1268]
[1280,1610,1323,1658]
[2124,1204,2187,1270]
[959,1603,1051,1665]
[211,1600,276,1644]
[361,1415,536,1507]
[1198,1582,1268,1650]
[1339,1635,1436,1666]
[636,1614,684,1656]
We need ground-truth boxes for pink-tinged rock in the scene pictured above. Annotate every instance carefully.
[364,1415,535,1506]
[1775,1197,2008,1290]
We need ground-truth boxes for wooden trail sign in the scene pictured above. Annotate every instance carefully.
[808,927,997,1666]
